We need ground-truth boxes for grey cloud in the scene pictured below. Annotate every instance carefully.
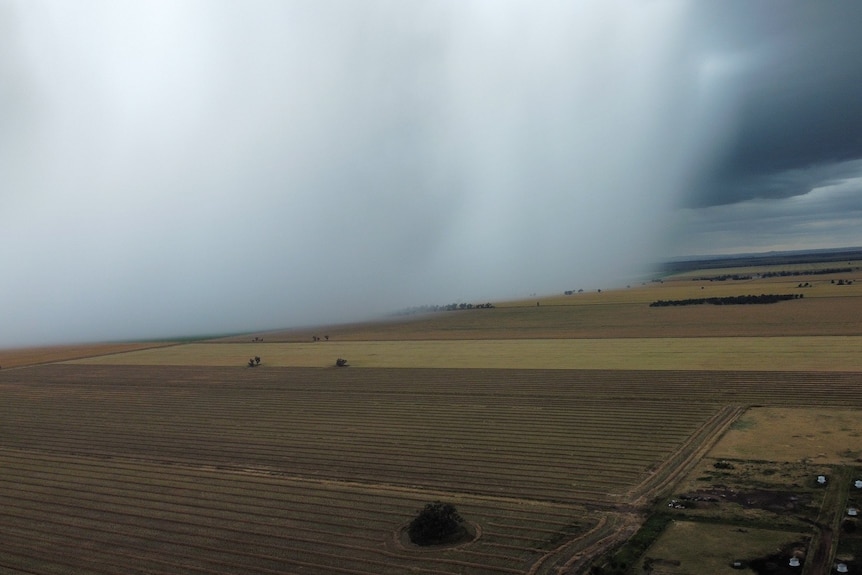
[668,172,862,256]
[3,1,860,347]
[684,2,862,208]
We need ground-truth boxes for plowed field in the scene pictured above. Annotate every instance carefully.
[2,364,861,574]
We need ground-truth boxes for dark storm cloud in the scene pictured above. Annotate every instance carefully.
[668,168,862,256]
[685,2,862,208]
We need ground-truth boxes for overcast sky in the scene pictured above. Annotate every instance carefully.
[2,1,861,347]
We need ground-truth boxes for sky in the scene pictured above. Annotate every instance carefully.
[1,1,861,347]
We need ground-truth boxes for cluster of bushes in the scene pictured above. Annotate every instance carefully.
[649,294,802,307]
[407,502,466,546]
[693,274,753,281]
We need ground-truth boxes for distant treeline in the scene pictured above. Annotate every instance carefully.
[695,267,852,281]
[695,274,754,281]
[660,247,862,274]
[395,302,496,315]
[760,268,852,277]
[649,294,803,307]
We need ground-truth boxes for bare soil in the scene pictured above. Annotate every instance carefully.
[676,488,811,513]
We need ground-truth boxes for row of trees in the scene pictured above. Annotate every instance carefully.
[694,274,753,281]
[396,302,495,315]
[761,267,852,278]
[649,294,803,307]
[693,267,853,281]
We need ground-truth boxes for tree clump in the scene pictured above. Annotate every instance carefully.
[407,502,467,546]
[649,294,802,307]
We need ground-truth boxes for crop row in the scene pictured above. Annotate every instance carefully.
[0,449,586,525]
[0,368,719,501]
[0,432,657,501]
[9,364,862,407]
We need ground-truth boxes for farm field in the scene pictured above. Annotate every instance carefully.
[2,364,862,574]
[0,364,738,574]
[0,341,177,369]
[2,262,862,573]
[219,295,862,341]
[0,448,599,575]
[709,407,862,465]
[67,336,862,371]
[216,267,862,342]
[0,365,737,503]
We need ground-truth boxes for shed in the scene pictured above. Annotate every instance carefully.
[817,475,827,485]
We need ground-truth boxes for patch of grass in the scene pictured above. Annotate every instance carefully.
[636,520,811,574]
[730,419,755,431]
[712,408,862,464]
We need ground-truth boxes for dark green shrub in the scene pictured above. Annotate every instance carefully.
[408,502,465,546]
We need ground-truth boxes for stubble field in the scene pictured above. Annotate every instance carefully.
[68,336,862,371]
[1,264,861,574]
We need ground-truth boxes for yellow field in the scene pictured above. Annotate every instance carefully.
[69,336,862,371]
[0,342,177,369]
[709,407,862,464]
[229,275,862,342]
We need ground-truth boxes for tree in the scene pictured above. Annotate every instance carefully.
[407,502,466,546]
